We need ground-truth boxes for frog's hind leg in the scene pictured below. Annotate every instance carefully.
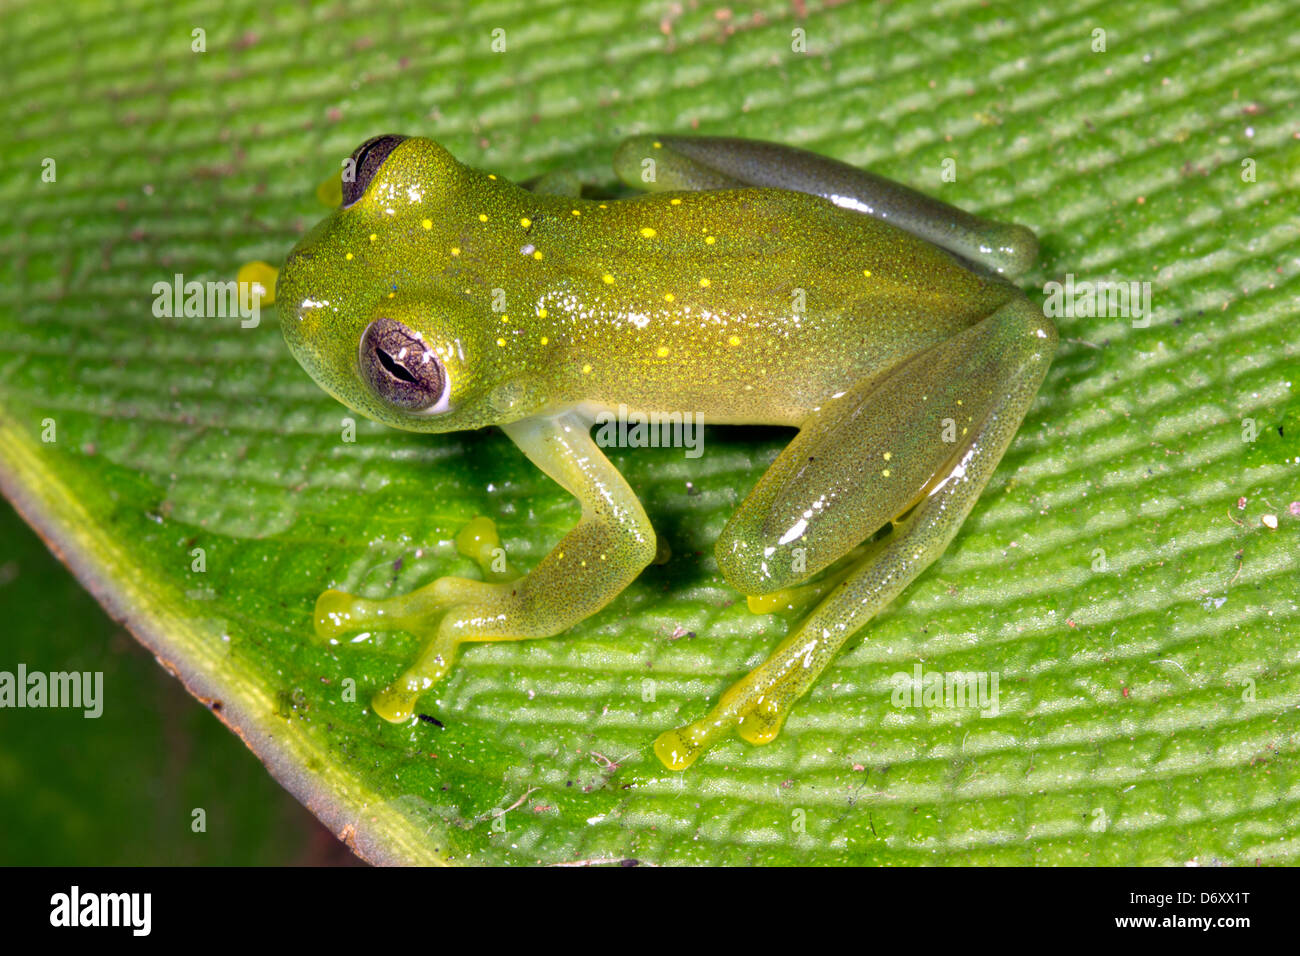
[613,134,1036,277]
[656,297,1056,770]
[524,169,583,198]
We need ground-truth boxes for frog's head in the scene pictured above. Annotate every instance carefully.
[278,134,520,433]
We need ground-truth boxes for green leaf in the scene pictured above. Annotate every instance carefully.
[1,0,1297,865]
[0,500,347,865]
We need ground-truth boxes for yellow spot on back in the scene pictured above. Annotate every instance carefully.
[537,307,548,318]
[656,346,669,357]
[652,141,662,148]
[699,277,711,287]
[496,337,507,347]
[705,235,715,244]
[488,173,497,180]
[663,293,675,302]
[640,227,657,238]
[450,247,460,256]
[520,217,531,228]
[728,335,741,346]
[863,269,872,277]
[582,364,592,374]
[883,452,892,461]
[540,336,548,345]
[602,274,614,284]
[670,198,682,205]
[369,233,377,241]
[882,469,891,477]
[344,252,353,260]
[571,209,581,216]
[421,219,432,230]
[478,213,488,222]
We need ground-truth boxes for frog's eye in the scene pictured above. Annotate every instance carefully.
[359,317,450,413]
[342,134,408,208]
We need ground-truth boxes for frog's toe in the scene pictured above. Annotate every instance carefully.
[314,576,488,642]
[653,708,740,770]
[369,631,463,723]
[314,588,370,641]
[735,696,787,745]
[372,677,424,723]
[653,724,708,771]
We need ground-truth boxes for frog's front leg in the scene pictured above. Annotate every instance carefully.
[316,410,657,722]
[655,297,1056,770]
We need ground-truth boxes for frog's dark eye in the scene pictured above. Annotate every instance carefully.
[342,134,408,207]
[359,317,449,413]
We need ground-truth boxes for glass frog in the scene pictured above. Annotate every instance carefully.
[277,133,1056,770]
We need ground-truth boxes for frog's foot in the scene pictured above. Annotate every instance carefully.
[664,551,884,768]
[314,411,662,729]
[654,660,799,770]
[314,575,505,722]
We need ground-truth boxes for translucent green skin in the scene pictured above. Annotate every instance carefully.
[278,135,1057,770]
[283,138,1021,431]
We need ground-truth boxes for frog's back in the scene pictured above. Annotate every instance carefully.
[528,186,1018,425]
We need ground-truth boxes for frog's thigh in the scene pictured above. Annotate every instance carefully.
[716,314,1020,596]
[525,169,582,197]
[613,136,748,192]
[614,134,1036,277]
[657,298,1056,769]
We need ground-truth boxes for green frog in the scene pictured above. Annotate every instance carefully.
[277,133,1055,770]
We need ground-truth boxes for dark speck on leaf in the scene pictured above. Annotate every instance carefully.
[417,713,444,727]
